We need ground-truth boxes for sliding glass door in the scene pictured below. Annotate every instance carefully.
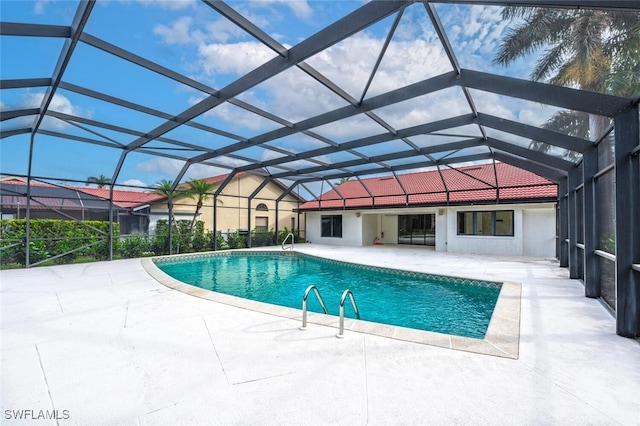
[398,214,435,246]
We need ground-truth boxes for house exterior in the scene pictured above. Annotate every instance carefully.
[147,173,305,237]
[1,173,305,240]
[298,163,558,258]
[0,177,159,235]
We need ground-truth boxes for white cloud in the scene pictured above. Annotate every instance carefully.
[121,179,148,189]
[249,0,313,20]
[154,1,547,161]
[33,0,52,15]
[135,157,242,181]
[198,41,277,76]
[136,157,186,176]
[205,18,248,43]
[138,0,196,11]
[22,92,83,116]
[19,92,91,130]
[154,16,202,45]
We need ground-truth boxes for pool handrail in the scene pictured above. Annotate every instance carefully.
[282,232,294,251]
[336,289,360,338]
[299,285,328,330]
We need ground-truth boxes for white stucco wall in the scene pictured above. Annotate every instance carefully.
[305,211,362,246]
[435,209,447,252]
[304,203,557,257]
[380,214,398,245]
[443,203,556,257]
[523,207,557,257]
[445,208,524,256]
[362,214,378,246]
[148,209,193,236]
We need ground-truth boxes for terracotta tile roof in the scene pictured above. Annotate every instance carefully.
[1,172,303,211]
[298,162,557,210]
[1,179,163,210]
[76,188,164,208]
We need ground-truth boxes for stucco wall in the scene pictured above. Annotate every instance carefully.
[444,203,556,257]
[362,214,378,246]
[435,209,447,252]
[304,203,557,257]
[149,174,304,236]
[381,214,398,245]
[522,207,557,257]
[305,211,361,246]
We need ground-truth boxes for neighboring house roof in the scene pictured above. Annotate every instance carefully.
[0,178,158,211]
[0,181,113,211]
[298,162,557,211]
[77,188,164,209]
[1,172,305,213]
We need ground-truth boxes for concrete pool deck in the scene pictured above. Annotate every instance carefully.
[2,245,639,425]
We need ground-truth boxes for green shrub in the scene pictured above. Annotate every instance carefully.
[191,222,208,252]
[251,229,275,247]
[211,231,226,250]
[15,240,49,265]
[0,219,118,266]
[278,227,303,244]
[152,219,207,254]
[226,230,246,249]
[120,235,151,258]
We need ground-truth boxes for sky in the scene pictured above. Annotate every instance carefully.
[0,0,571,197]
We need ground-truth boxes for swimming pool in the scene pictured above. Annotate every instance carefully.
[153,251,502,339]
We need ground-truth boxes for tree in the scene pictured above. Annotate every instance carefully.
[335,177,351,186]
[182,179,223,231]
[152,179,186,226]
[87,174,112,188]
[495,7,640,157]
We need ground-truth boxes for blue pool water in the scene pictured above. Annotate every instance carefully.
[155,252,502,339]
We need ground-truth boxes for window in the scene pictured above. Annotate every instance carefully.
[457,211,513,236]
[256,203,268,211]
[255,216,268,231]
[321,215,342,238]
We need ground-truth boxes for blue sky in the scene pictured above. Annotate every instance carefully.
[0,0,564,196]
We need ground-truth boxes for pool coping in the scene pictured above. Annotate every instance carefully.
[140,250,521,359]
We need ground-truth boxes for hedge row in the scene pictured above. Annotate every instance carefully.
[0,219,117,265]
[0,219,302,267]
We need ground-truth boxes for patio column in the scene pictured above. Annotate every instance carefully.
[614,105,640,337]
[582,146,599,297]
[558,177,569,267]
[568,169,579,278]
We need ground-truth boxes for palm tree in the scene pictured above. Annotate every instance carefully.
[495,7,640,155]
[183,179,223,231]
[87,174,112,188]
[152,179,186,226]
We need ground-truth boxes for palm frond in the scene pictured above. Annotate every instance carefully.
[531,43,567,82]
[541,111,589,138]
[493,9,571,67]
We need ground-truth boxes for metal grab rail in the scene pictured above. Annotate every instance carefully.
[299,285,328,330]
[336,289,360,338]
[281,232,294,251]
